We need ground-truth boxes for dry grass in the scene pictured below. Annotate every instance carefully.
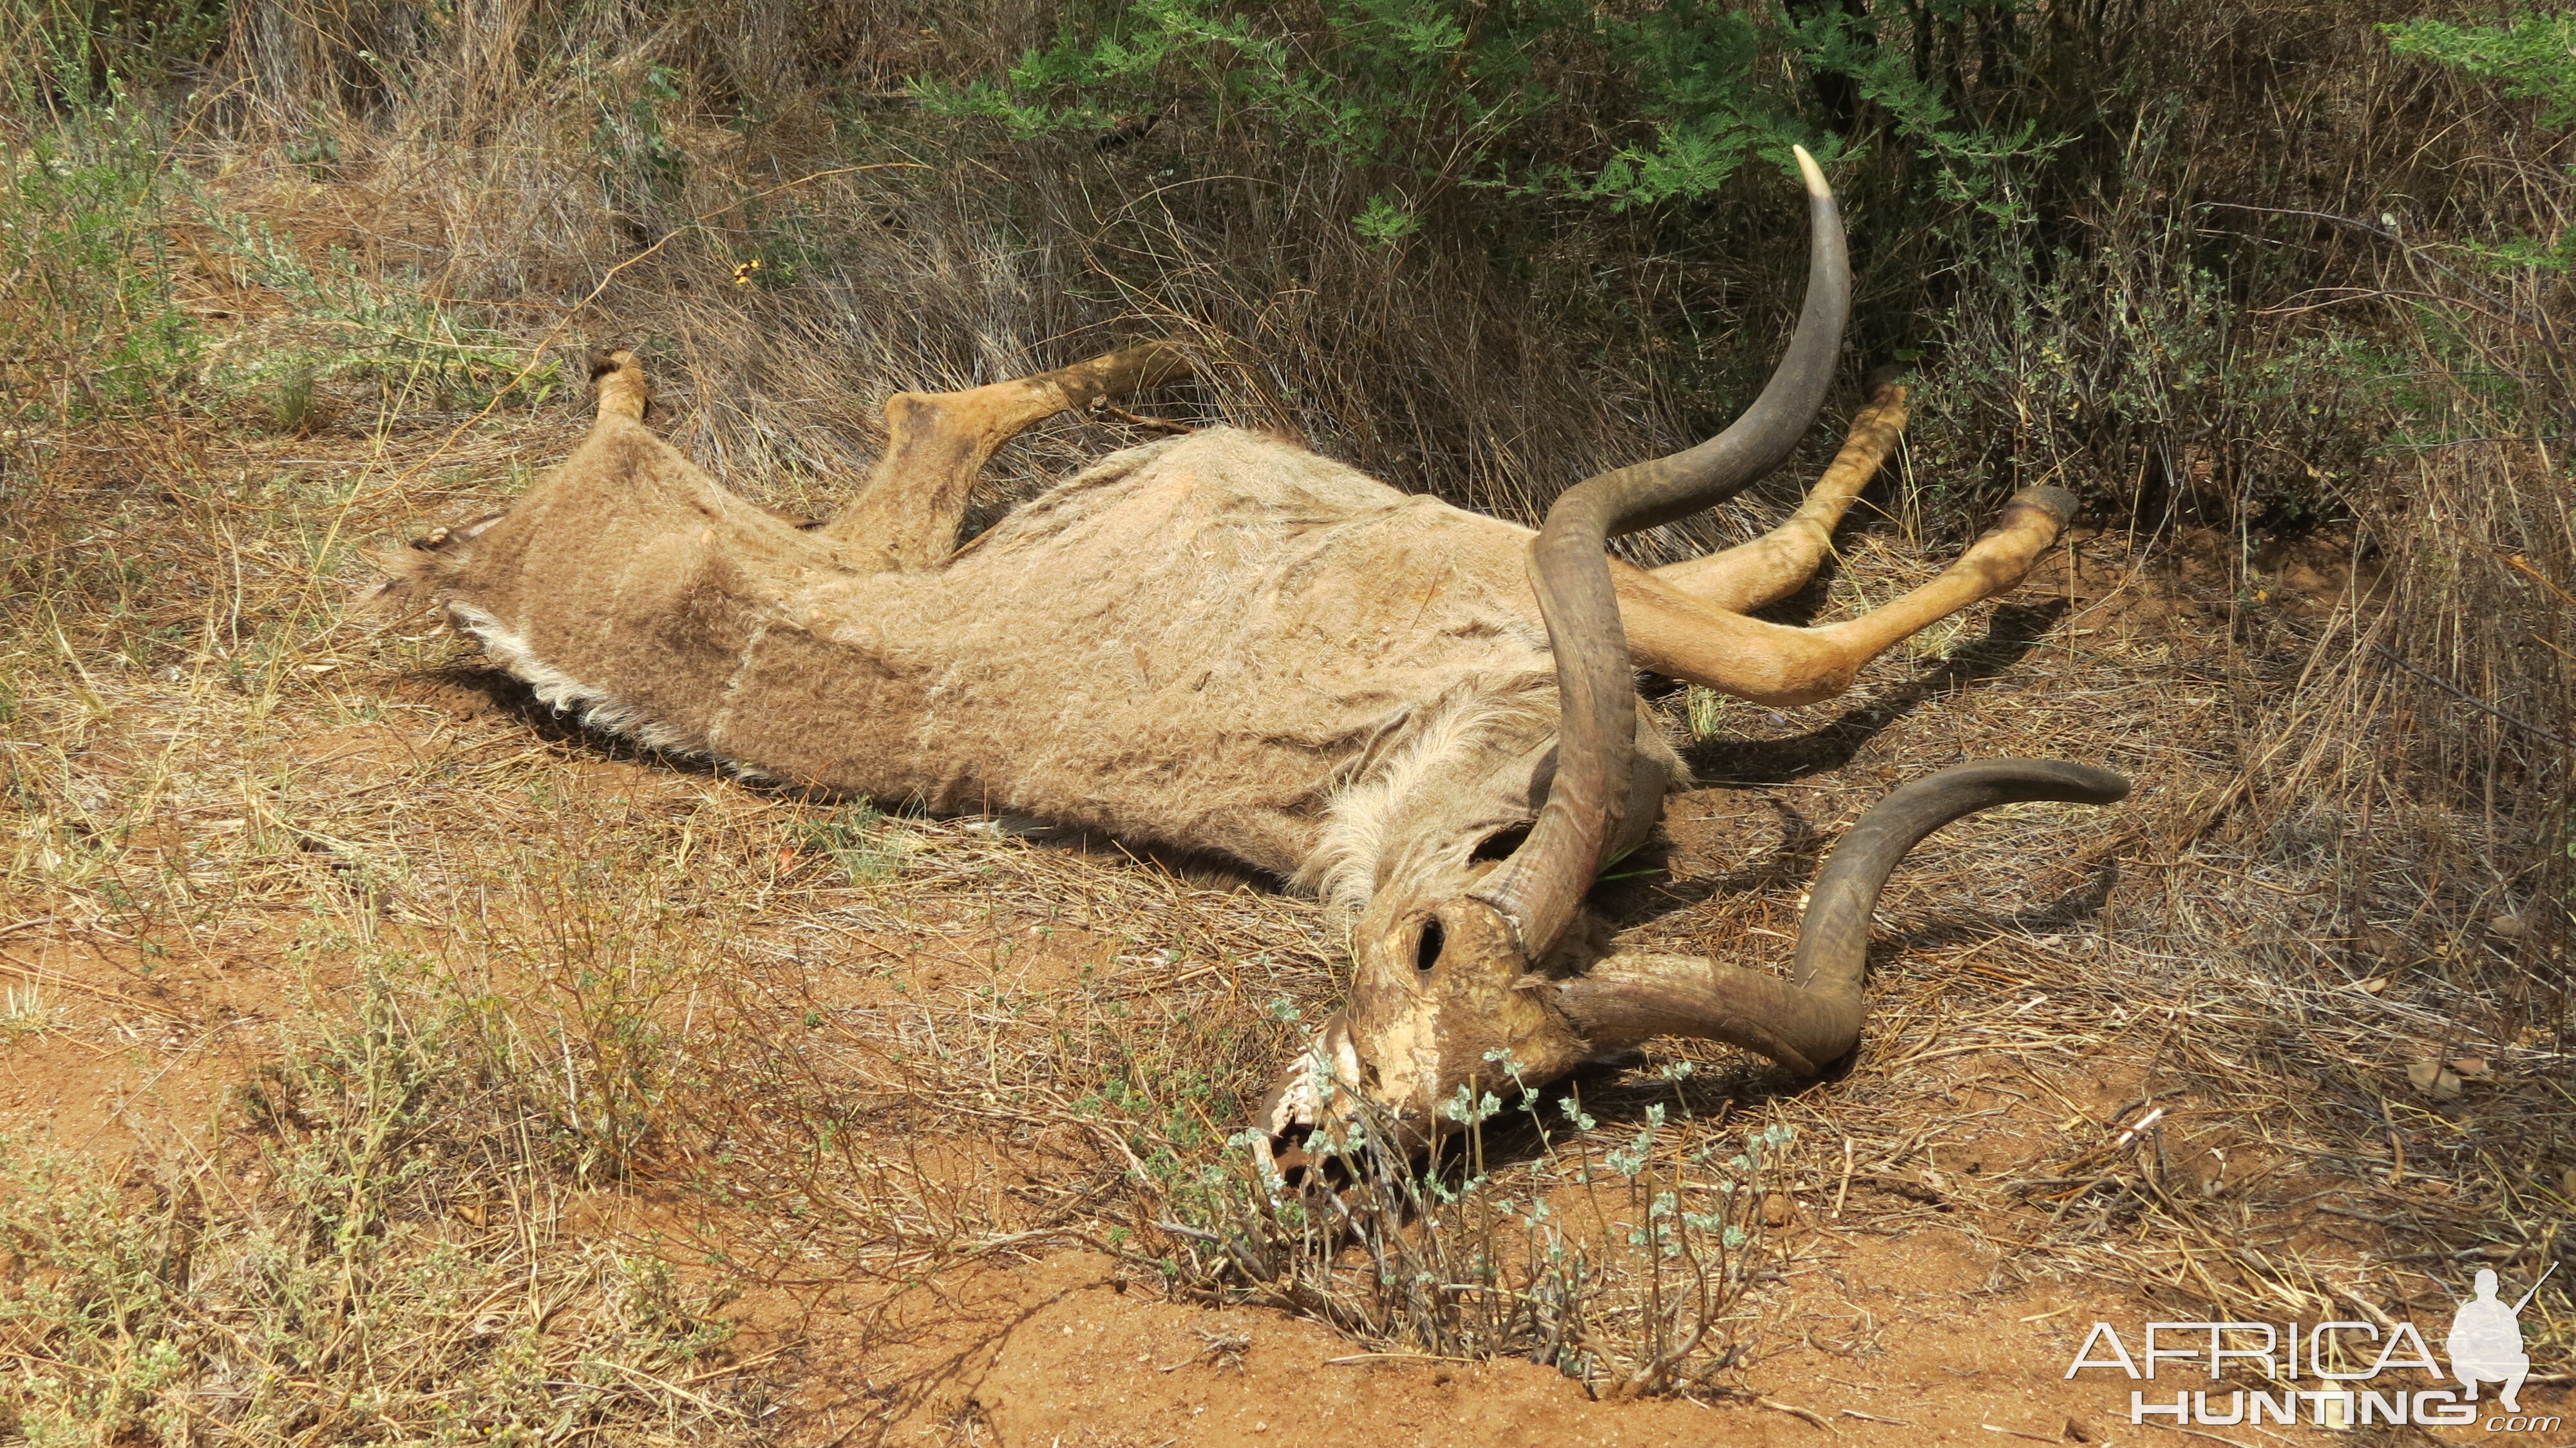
[6,372,2566,1434]
[1,970,773,1444]
[1,0,2571,1440]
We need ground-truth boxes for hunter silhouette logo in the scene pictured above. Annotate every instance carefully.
[2452,1264,2551,1413]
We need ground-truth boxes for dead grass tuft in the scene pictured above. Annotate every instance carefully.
[0,964,770,1443]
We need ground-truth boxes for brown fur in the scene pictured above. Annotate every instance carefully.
[399,400,1678,902]
[377,347,2067,1145]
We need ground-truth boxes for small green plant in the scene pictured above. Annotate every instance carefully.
[1156,1056,1785,1394]
[437,856,722,1182]
[589,60,691,222]
[794,801,908,886]
[263,361,323,434]
[283,101,344,176]
[1351,191,1421,245]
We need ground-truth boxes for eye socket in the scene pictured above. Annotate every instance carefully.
[1272,1127,1356,1193]
[1470,825,1531,862]
[1414,917,1445,974]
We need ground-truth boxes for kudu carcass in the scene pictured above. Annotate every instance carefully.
[370,149,2126,1176]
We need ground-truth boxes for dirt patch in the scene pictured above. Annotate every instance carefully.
[0,926,298,1154]
[964,1252,1781,1447]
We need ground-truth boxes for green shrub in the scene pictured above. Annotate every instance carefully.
[920,0,2032,231]
[0,84,199,421]
[2387,14,2576,126]
[198,208,558,415]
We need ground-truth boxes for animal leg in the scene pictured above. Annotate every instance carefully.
[1614,485,2074,705]
[817,342,1191,569]
[1649,377,1907,614]
[591,348,650,423]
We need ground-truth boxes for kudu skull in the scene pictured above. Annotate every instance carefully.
[369,149,2126,1176]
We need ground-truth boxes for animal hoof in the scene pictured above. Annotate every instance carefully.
[2007,484,2079,528]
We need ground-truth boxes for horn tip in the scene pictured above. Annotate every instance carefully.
[1793,145,1829,196]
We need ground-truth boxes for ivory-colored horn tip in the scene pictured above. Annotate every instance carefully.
[1792,145,1829,197]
